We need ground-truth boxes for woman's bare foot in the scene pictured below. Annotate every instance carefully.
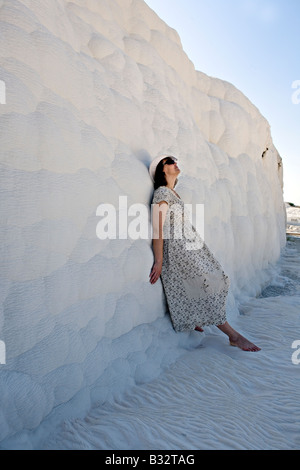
[195,326,204,332]
[229,333,261,352]
[217,321,261,352]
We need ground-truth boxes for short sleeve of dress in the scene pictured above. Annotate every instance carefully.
[152,186,170,206]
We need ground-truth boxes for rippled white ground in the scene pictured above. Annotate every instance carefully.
[44,238,300,450]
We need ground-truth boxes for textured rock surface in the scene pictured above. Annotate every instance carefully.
[0,0,285,444]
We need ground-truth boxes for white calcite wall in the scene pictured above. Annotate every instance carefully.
[0,0,285,445]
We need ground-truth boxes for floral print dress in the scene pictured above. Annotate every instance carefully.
[152,186,229,332]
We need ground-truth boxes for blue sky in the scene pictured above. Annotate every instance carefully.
[145,0,300,204]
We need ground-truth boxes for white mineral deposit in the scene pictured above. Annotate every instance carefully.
[0,0,298,450]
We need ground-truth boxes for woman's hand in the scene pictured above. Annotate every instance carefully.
[149,260,163,284]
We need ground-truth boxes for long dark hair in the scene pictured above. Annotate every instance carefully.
[154,156,178,190]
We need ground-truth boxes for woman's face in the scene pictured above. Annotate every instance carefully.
[162,157,180,178]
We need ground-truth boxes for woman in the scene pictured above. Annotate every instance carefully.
[149,155,260,352]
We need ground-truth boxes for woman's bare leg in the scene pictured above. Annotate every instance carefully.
[217,321,261,352]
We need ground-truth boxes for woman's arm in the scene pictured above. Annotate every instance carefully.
[149,201,168,284]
